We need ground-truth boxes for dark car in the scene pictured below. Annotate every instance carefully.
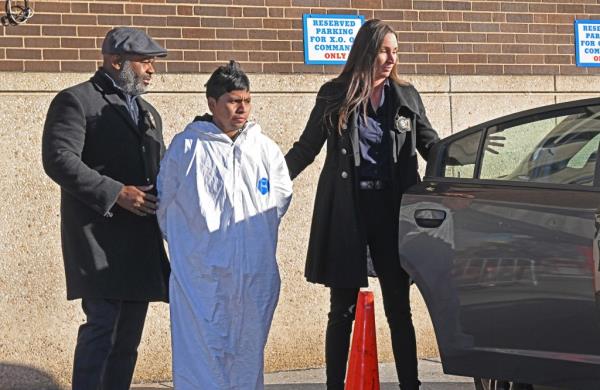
[398,98,600,390]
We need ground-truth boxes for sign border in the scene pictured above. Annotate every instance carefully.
[303,13,365,65]
[575,19,600,67]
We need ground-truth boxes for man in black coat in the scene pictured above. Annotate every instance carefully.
[42,27,170,390]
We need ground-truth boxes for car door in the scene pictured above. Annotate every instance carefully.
[399,98,600,389]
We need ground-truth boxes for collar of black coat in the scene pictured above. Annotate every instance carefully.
[387,79,421,118]
[91,69,153,133]
[91,69,121,95]
[92,68,142,99]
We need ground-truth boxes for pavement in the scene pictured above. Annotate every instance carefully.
[131,358,475,389]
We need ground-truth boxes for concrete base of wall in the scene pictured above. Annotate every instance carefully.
[0,72,596,388]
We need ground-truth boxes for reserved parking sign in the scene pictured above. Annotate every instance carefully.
[575,20,600,67]
[303,14,364,65]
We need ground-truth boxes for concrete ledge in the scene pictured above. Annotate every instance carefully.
[1,73,596,96]
[451,93,556,131]
[556,93,599,103]
[403,75,450,93]
[451,75,555,92]
[0,73,448,94]
[556,76,600,92]
[0,73,332,93]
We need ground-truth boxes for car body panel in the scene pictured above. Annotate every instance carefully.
[399,98,600,389]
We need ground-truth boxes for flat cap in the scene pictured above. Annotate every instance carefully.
[102,27,167,57]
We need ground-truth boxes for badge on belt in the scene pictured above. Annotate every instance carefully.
[394,114,411,133]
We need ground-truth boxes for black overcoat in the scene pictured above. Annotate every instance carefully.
[42,70,170,301]
[285,79,439,288]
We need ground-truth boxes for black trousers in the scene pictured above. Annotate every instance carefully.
[72,298,149,390]
[325,188,419,390]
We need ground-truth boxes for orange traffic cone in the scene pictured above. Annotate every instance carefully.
[345,290,380,390]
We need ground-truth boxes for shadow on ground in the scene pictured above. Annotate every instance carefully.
[264,384,472,390]
[0,363,61,390]
[133,382,474,390]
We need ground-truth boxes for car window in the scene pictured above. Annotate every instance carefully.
[444,130,482,179]
[567,132,600,169]
[480,107,600,186]
[441,104,600,186]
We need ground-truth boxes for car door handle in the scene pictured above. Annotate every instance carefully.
[414,209,446,228]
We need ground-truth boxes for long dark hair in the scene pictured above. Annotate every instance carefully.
[324,19,408,134]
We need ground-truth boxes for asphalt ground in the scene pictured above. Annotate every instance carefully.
[131,358,475,390]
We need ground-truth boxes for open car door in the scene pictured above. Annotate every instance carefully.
[399,98,600,389]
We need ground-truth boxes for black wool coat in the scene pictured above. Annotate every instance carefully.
[42,70,170,301]
[285,79,439,288]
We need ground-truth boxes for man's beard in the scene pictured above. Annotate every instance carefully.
[117,60,147,95]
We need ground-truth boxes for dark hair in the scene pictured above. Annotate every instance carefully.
[205,60,250,99]
[324,19,407,134]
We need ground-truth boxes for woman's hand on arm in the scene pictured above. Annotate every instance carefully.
[284,86,331,179]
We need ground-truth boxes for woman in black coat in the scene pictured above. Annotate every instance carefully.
[285,19,439,390]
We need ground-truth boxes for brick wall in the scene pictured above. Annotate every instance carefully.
[0,0,598,74]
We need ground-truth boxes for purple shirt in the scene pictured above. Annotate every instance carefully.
[358,82,391,180]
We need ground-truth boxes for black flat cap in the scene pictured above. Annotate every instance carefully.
[102,27,167,57]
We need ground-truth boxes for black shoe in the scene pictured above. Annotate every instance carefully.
[497,381,511,390]
[399,379,421,390]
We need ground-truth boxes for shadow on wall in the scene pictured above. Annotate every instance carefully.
[0,363,62,390]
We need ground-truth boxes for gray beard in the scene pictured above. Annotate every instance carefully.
[117,60,147,95]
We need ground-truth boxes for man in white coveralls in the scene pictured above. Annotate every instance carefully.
[157,60,293,390]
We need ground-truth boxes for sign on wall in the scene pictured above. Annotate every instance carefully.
[575,20,600,67]
[303,14,365,65]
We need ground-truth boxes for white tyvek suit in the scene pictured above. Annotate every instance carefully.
[157,119,292,390]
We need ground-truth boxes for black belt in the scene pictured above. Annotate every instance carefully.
[359,180,389,190]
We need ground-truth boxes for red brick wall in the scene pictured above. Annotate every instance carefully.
[0,0,597,74]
